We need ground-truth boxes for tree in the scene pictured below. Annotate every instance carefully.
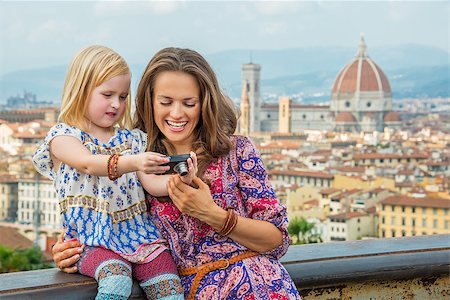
[0,245,52,273]
[288,217,322,244]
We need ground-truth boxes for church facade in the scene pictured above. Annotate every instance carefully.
[240,36,401,134]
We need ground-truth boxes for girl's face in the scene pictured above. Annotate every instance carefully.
[85,73,130,134]
[152,71,201,154]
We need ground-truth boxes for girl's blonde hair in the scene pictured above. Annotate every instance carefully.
[134,47,238,178]
[59,45,132,131]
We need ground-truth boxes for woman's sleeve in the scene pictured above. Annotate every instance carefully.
[32,123,82,180]
[234,135,291,259]
[130,128,148,154]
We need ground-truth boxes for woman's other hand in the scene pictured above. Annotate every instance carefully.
[167,175,225,226]
[52,232,84,273]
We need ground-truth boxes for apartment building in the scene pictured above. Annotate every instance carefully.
[378,195,450,238]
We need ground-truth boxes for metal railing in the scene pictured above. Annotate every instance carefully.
[1,234,449,299]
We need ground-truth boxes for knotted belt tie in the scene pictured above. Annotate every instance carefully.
[178,251,259,300]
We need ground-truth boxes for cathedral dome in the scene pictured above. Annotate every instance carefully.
[331,36,391,97]
[335,112,357,123]
[384,111,401,122]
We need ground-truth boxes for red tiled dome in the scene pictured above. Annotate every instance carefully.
[332,36,391,95]
[384,111,401,122]
[335,112,357,123]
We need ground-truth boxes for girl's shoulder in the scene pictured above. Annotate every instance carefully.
[46,123,84,142]
[120,128,148,153]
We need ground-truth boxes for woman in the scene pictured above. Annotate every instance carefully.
[53,47,301,300]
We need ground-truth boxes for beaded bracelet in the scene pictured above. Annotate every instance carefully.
[107,153,122,181]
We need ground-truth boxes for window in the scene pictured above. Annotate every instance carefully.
[367,102,372,107]
[382,230,385,237]
[433,208,437,216]
[345,101,351,108]
[422,207,426,214]
[445,221,449,230]
[382,217,385,224]
[302,114,306,119]
[412,218,416,227]
[402,206,405,213]
[391,230,396,237]
[382,204,385,211]
[320,115,324,119]
[433,219,438,229]
[391,217,396,225]
[412,207,416,213]
[391,205,395,212]
[422,218,426,227]
[402,218,405,226]
[402,230,406,237]
[445,209,449,216]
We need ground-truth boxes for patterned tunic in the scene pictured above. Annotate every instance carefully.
[148,135,301,299]
[33,123,167,263]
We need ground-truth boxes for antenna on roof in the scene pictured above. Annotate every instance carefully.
[249,50,253,63]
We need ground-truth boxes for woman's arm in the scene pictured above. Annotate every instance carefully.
[167,176,283,253]
[52,232,83,273]
[50,135,169,176]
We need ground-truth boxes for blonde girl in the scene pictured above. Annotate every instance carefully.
[33,45,186,300]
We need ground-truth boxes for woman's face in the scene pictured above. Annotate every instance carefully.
[153,71,201,153]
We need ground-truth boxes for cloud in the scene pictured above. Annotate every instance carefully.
[260,21,287,35]
[26,19,75,43]
[253,1,312,15]
[94,1,184,16]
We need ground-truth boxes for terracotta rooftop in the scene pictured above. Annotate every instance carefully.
[329,211,367,220]
[335,112,357,123]
[320,188,341,195]
[0,226,34,250]
[380,195,450,209]
[269,169,334,179]
[384,111,402,122]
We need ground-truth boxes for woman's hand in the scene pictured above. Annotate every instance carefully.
[134,152,170,174]
[52,232,84,273]
[167,175,227,228]
[179,151,198,186]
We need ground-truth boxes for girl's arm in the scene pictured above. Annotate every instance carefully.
[138,152,198,197]
[50,135,169,176]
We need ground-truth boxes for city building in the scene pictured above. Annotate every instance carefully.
[378,195,450,237]
[239,36,402,134]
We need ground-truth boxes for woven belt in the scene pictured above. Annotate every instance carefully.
[179,251,259,300]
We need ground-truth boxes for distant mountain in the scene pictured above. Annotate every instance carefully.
[1,44,448,104]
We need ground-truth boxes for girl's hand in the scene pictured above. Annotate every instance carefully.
[180,151,198,186]
[135,152,170,174]
[52,232,84,273]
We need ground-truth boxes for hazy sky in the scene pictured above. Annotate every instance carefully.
[0,0,448,75]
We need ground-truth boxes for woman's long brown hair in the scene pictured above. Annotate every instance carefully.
[134,47,238,178]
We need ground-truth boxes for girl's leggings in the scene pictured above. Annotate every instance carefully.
[77,246,184,300]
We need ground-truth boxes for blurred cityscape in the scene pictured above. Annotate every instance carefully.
[0,37,449,261]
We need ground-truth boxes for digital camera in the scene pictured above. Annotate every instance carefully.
[162,154,190,176]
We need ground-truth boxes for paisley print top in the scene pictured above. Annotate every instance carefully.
[148,135,301,299]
